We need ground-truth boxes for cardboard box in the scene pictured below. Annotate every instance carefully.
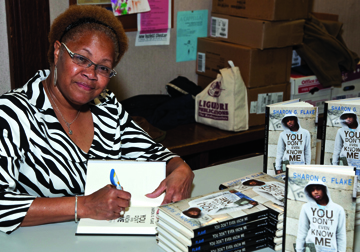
[196,37,292,88]
[290,72,332,113]
[341,64,360,83]
[290,72,330,96]
[210,13,305,49]
[312,12,339,22]
[212,0,310,21]
[291,89,331,114]
[197,75,290,127]
[331,79,360,100]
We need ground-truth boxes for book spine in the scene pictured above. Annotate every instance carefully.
[268,208,282,221]
[193,210,269,238]
[282,167,290,252]
[191,218,270,245]
[267,220,283,232]
[206,238,269,252]
[263,106,270,173]
[320,102,329,164]
[188,233,269,252]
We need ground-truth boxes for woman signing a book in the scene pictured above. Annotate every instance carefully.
[0,5,194,234]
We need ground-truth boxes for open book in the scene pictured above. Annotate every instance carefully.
[264,99,318,175]
[76,160,166,235]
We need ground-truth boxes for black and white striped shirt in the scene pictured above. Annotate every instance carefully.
[0,70,177,234]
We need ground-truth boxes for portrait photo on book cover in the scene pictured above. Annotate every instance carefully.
[178,190,260,227]
[241,178,285,207]
[284,171,356,252]
[324,105,360,175]
[266,109,317,175]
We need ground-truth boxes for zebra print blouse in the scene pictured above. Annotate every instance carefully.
[0,70,177,234]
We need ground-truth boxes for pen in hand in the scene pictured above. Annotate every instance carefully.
[110,168,125,217]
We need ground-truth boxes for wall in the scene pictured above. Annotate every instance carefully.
[0,0,10,95]
[312,0,360,59]
[0,0,359,98]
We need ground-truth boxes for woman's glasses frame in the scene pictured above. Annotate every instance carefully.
[61,42,117,78]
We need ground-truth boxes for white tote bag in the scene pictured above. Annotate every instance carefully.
[195,61,248,131]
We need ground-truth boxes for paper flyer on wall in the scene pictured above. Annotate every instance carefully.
[176,10,208,62]
[135,0,171,46]
[111,0,150,16]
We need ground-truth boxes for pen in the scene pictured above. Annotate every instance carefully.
[110,168,123,190]
[110,168,125,217]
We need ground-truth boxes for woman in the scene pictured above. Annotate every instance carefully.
[0,5,194,234]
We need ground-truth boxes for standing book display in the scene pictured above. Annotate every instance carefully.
[264,99,318,175]
[76,160,166,235]
[321,98,360,168]
[283,165,356,252]
[321,98,360,225]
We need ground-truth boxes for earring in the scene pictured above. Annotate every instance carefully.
[53,66,57,86]
[100,88,107,98]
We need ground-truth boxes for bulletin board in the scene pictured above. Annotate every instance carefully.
[69,0,174,32]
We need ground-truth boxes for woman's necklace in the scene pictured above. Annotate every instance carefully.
[48,89,81,135]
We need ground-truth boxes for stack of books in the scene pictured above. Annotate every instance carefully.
[219,172,285,251]
[156,172,285,252]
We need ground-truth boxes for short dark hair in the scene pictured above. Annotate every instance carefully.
[48,5,128,67]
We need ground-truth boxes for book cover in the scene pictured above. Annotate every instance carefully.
[218,172,285,221]
[321,99,360,173]
[283,165,356,252]
[264,100,318,175]
[321,99,360,225]
[157,188,269,239]
[76,160,166,235]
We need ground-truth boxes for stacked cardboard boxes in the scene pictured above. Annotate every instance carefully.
[290,64,360,114]
[196,0,311,127]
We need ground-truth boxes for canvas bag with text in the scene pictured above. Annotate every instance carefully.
[195,61,248,131]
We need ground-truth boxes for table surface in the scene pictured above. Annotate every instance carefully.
[1,155,359,252]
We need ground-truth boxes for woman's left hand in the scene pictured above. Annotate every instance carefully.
[145,157,194,204]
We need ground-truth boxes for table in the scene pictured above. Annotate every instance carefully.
[1,156,359,252]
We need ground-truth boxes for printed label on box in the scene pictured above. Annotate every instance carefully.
[210,17,228,38]
[291,50,301,68]
[257,92,283,114]
[250,101,257,114]
[197,52,205,72]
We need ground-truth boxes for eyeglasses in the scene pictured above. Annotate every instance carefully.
[61,42,117,78]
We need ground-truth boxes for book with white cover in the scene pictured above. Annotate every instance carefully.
[158,188,269,239]
[283,165,356,252]
[76,160,166,235]
[264,99,318,175]
[219,172,285,222]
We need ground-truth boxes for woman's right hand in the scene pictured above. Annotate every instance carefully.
[79,184,131,220]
